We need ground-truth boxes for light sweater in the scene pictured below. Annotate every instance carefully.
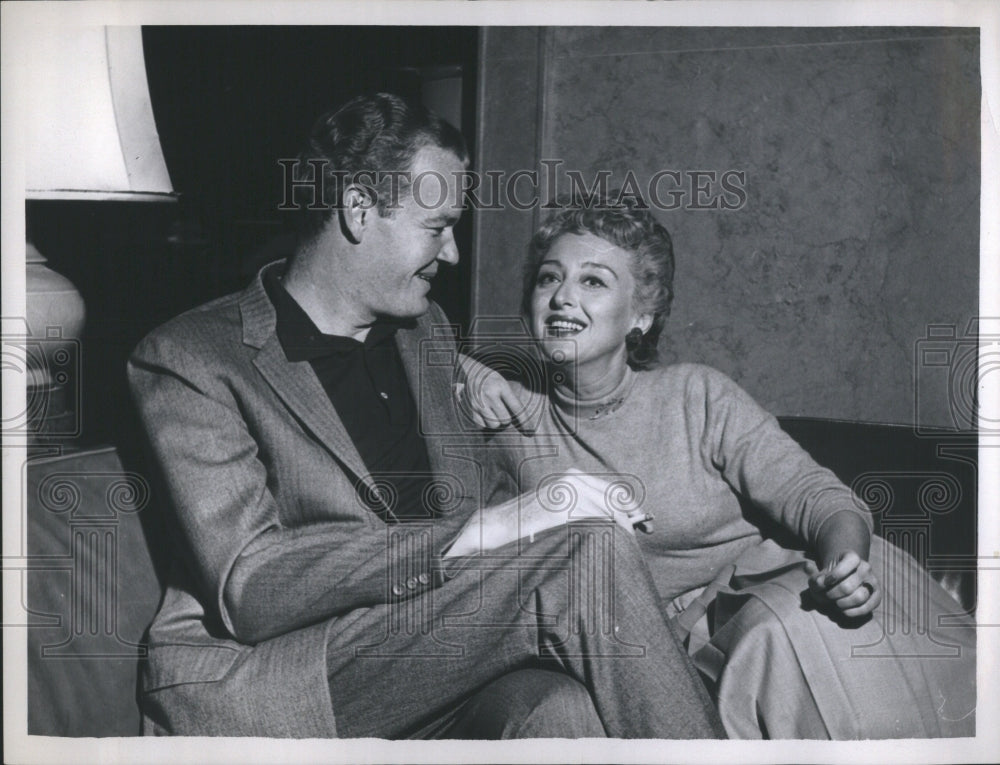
[490,363,873,602]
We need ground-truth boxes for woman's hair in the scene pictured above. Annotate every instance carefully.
[292,92,469,242]
[523,194,675,369]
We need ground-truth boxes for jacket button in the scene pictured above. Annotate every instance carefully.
[391,583,405,596]
[417,573,430,585]
[405,577,418,590]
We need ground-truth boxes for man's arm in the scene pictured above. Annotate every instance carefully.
[129,331,457,644]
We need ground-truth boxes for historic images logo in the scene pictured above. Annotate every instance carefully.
[278,158,748,213]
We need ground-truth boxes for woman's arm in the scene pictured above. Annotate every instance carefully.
[806,510,882,618]
[815,507,871,567]
[697,366,881,619]
[455,353,527,429]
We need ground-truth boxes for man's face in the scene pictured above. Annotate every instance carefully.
[353,145,466,322]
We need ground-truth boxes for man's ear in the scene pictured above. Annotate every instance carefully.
[340,185,374,243]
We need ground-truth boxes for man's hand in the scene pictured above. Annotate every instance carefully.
[805,551,882,619]
[443,470,647,559]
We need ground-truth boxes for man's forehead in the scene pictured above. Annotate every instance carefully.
[408,144,467,174]
[404,145,467,215]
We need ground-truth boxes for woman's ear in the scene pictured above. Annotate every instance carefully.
[633,312,654,335]
[340,184,373,243]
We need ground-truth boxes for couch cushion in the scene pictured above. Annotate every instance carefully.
[27,446,163,736]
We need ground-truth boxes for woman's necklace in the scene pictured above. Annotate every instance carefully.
[551,366,638,421]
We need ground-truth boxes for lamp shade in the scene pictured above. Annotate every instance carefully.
[25,26,174,200]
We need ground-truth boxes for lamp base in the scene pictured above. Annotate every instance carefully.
[26,242,86,340]
[25,241,85,441]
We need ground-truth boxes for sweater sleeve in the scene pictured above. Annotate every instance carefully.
[692,366,873,546]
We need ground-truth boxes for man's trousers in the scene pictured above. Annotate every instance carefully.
[325,523,726,739]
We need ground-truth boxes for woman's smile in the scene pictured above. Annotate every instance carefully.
[544,315,588,337]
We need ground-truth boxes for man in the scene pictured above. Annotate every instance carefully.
[128,93,724,738]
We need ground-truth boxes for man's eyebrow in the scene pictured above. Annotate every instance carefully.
[424,213,461,226]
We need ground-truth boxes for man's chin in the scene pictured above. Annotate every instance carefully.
[380,296,430,321]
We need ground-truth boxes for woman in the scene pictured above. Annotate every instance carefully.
[456,198,976,739]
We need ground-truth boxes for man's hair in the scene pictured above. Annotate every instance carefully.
[523,194,675,370]
[293,92,468,241]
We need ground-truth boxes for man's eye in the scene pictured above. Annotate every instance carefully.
[429,227,445,236]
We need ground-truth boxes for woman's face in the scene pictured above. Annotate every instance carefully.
[529,232,650,379]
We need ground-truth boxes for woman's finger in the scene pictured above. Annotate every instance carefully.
[835,584,873,611]
[497,386,528,424]
[825,571,867,600]
[807,573,835,605]
[840,582,882,618]
[821,551,862,587]
[481,403,509,428]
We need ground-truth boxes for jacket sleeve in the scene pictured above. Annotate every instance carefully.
[128,329,464,645]
[693,367,874,546]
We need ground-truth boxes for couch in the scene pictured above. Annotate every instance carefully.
[25,418,978,736]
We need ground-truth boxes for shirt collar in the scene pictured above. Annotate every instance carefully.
[263,264,398,362]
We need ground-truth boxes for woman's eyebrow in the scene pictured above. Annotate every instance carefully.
[580,261,619,279]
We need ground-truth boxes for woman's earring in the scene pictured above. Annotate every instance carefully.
[626,327,643,347]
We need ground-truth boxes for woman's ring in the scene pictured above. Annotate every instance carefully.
[861,581,876,598]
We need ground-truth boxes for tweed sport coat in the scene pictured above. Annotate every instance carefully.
[128,260,484,736]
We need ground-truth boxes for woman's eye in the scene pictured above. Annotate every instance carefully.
[582,276,607,288]
[537,272,559,286]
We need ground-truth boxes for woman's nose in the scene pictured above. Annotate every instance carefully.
[550,281,576,307]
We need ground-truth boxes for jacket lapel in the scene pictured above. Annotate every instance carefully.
[240,262,372,486]
[252,336,372,483]
[396,314,480,496]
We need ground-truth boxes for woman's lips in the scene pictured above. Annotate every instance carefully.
[545,318,586,337]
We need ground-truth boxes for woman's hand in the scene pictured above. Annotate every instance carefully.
[805,551,882,619]
[454,353,529,430]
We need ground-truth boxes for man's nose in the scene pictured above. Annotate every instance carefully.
[437,229,459,265]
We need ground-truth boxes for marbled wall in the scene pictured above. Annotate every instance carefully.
[474,27,980,428]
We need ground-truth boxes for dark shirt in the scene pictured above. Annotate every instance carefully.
[264,266,434,521]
